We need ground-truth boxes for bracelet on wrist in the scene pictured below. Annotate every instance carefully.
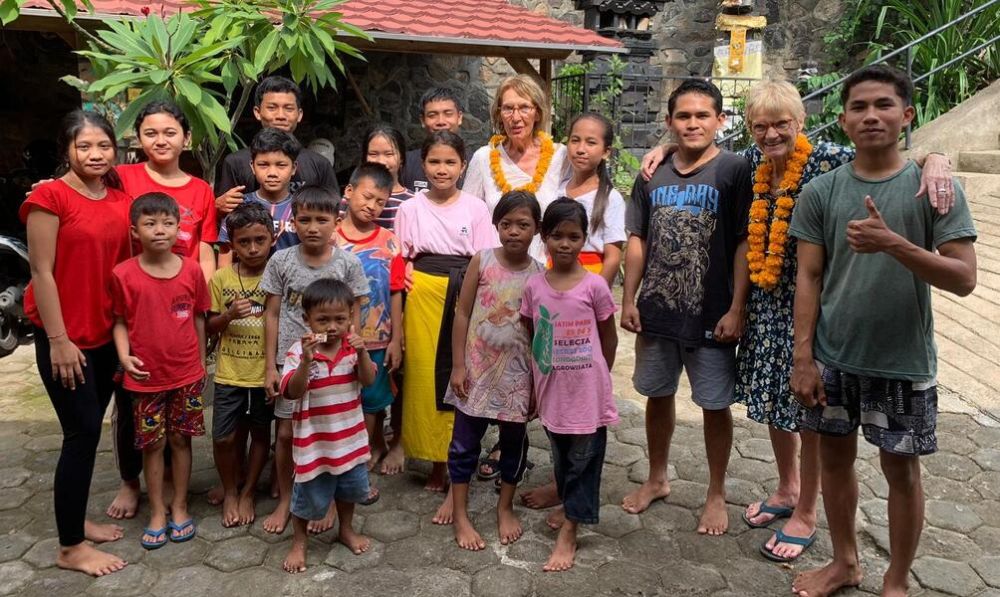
[47,331,67,340]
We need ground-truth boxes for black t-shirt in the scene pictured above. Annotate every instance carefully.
[214,147,341,199]
[625,150,752,347]
[400,147,472,193]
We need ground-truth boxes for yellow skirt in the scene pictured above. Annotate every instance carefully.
[401,269,454,463]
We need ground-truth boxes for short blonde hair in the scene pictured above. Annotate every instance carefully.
[491,74,550,135]
[744,79,807,129]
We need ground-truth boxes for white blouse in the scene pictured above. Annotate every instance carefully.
[464,141,570,260]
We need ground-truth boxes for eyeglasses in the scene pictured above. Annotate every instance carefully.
[751,119,795,135]
[500,105,536,118]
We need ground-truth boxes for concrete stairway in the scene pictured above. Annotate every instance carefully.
[932,134,1000,418]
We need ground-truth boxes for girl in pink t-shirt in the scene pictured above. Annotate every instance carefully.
[519,198,619,573]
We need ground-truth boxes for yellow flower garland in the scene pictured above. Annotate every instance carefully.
[489,131,555,194]
[747,134,813,290]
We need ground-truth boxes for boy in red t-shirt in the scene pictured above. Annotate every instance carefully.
[111,192,211,551]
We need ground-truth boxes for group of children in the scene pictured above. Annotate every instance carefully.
[53,65,975,594]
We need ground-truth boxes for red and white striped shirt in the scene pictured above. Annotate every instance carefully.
[280,341,372,482]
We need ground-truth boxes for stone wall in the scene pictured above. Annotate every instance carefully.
[296,0,845,172]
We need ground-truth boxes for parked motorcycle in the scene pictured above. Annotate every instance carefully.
[0,236,31,357]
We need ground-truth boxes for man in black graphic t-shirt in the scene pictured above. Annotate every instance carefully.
[620,80,752,537]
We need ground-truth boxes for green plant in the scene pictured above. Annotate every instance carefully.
[871,0,1000,126]
[2,0,370,183]
[799,72,852,146]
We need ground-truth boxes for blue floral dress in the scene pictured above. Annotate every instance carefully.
[735,142,853,432]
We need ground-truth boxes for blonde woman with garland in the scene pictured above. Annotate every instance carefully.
[641,79,954,563]
[464,74,571,262]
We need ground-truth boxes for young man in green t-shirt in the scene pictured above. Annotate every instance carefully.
[789,65,977,597]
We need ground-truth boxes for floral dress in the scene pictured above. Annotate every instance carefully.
[735,142,853,431]
[444,248,542,422]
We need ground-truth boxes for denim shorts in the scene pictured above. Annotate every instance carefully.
[632,335,736,410]
[212,384,272,438]
[799,362,938,456]
[290,463,370,520]
[546,427,607,525]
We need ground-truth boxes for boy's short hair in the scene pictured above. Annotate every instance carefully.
[840,64,913,107]
[291,185,338,216]
[667,79,724,116]
[349,162,394,192]
[250,128,302,161]
[254,75,302,108]
[302,278,354,314]
[225,201,274,240]
[130,192,179,225]
[420,87,464,114]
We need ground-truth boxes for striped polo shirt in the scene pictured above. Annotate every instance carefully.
[280,341,372,482]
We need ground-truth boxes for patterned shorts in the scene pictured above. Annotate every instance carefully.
[133,378,206,450]
[799,362,938,456]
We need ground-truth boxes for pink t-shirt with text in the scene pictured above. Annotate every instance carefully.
[520,272,619,434]
[393,190,498,258]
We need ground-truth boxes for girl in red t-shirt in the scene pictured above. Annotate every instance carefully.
[116,101,218,281]
[21,110,132,577]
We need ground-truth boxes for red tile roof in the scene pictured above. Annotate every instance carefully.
[21,0,623,54]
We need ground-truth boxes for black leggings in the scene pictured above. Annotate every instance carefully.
[35,331,119,547]
[112,389,143,481]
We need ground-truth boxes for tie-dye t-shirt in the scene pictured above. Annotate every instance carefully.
[335,226,404,350]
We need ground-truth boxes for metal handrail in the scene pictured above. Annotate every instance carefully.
[717,0,1000,150]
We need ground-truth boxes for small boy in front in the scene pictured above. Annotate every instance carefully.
[621,79,753,536]
[207,202,275,528]
[261,186,370,536]
[111,192,211,550]
[336,162,405,476]
[280,278,376,573]
[789,65,977,597]
[218,128,302,267]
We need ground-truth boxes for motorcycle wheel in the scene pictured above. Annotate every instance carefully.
[0,312,18,358]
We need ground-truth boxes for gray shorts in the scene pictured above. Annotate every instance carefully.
[632,335,736,410]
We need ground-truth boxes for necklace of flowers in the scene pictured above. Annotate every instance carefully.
[488,131,555,194]
[746,133,813,290]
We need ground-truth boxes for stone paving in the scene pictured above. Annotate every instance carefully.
[1,332,998,597]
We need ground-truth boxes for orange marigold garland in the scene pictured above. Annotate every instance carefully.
[747,134,813,290]
[489,131,555,194]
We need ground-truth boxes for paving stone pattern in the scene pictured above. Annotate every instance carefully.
[1,331,998,596]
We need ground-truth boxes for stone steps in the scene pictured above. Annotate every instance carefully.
[955,171,1000,206]
[959,149,1000,174]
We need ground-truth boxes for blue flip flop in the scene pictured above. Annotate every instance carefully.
[141,527,168,550]
[742,497,795,528]
[760,528,817,563]
[168,518,197,543]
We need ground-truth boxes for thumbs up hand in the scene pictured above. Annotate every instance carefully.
[847,195,897,254]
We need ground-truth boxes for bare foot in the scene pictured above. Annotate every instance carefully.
[222,492,241,528]
[57,543,127,577]
[543,523,577,572]
[206,484,225,506]
[497,506,523,545]
[881,573,909,597]
[424,467,449,493]
[546,507,566,530]
[338,526,371,554]
[792,561,863,597]
[432,489,453,525]
[307,503,336,535]
[84,520,124,543]
[263,500,290,534]
[764,517,816,560]
[380,443,405,475]
[105,480,140,520]
[621,479,671,514]
[237,494,256,525]
[520,482,561,509]
[282,538,307,573]
[368,445,386,472]
[697,493,729,536]
[454,517,485,551]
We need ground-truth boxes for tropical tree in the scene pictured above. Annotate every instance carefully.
[1,0,370,183]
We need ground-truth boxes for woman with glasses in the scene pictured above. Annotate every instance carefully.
[464,74,570,261]
[641,79,953,564]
